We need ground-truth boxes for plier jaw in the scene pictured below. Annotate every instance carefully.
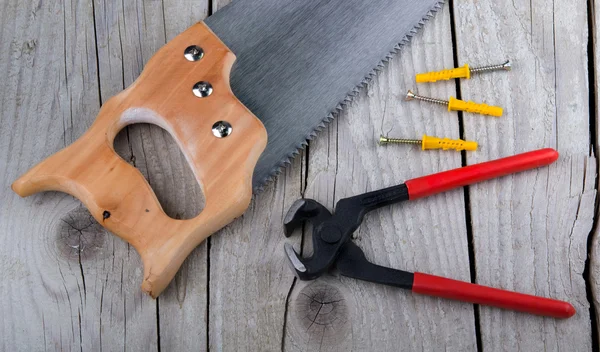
[282,148,576,319]
[283,199,351,280]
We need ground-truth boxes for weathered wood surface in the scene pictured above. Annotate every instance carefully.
[284,4,478,350]
[0,0,598,351]
[456,1,596,350]
[588,0,600,344]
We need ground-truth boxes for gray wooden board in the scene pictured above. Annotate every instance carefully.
[0,0,598,351]
[455,0,596,350]
[0,0,156,350]
[205,3,302,352]
[589,0,600,344]
[283,5,477,350]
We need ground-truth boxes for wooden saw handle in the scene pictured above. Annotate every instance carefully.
[12,22,267,297]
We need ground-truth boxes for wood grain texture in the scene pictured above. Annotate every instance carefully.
[283,6,478,350]
[93,0,211,348]
[0,0,160,350]
[12,21,268,298]
[204,2,305,351]
[92,0,210,347]
[0,0,214,350]
[208,154,303,351]
[454,0,595,350]
[590,0,600,342]
[2,0,599,350]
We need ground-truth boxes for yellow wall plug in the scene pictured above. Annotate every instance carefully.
[406,90,503,117]
[416,60,511,83]
[379,134,478,151]
[448,97,503,117]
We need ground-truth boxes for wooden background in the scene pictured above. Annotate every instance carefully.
[1,0,599,350]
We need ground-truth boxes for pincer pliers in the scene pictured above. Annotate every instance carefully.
[283,148,575,319]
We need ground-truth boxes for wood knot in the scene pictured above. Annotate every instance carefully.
[56,207,106,261]
[293,281,350,343]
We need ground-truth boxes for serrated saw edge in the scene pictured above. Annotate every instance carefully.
[253,1,446,193]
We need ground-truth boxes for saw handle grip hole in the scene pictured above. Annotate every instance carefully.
[113,123,205,220]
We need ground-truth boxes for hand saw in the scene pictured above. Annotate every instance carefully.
[12,0,444,297]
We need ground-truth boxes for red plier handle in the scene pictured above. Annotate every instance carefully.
[405,148,573,318]
[337,241,575,319]
[412,273,575,318]
[405,148,558,199]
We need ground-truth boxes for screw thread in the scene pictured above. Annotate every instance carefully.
[413,94,448,105]
[379,135,421,145]
[470,60,511,74]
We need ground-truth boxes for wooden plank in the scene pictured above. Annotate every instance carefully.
[454,0,595,350]
[0,0,210,350]
[93,0,209,350]
[164,0,209,42]
[589,0,600,341]
[3,0,596,350]
[212,0,230,12]
[283,5,478,350]
[208,155,304,351]
[204,2,304,351]
[0,0,160,350]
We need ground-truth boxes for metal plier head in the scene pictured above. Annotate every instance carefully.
[283,184,410,280]
[283,199,345,280]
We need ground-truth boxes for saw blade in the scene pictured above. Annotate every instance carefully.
[204,0,444,190]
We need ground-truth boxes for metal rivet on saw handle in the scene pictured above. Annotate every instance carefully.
[212,121,232,138]
[193,81,213,97]
[184,45,204,61]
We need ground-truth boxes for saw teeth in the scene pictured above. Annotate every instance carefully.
[253,1,447,192]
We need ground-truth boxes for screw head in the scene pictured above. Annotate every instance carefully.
[405,90,416,101]
[502,60,512,71]
[184,45,204,61]
[379,135,389,145]
[212,121,232,138]
[193,81,213,97]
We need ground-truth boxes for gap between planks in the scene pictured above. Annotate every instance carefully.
[587,0,600,350]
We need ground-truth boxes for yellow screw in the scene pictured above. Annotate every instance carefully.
[416,60,511,83]
[379,134,478,151]
[405,90,503,117]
